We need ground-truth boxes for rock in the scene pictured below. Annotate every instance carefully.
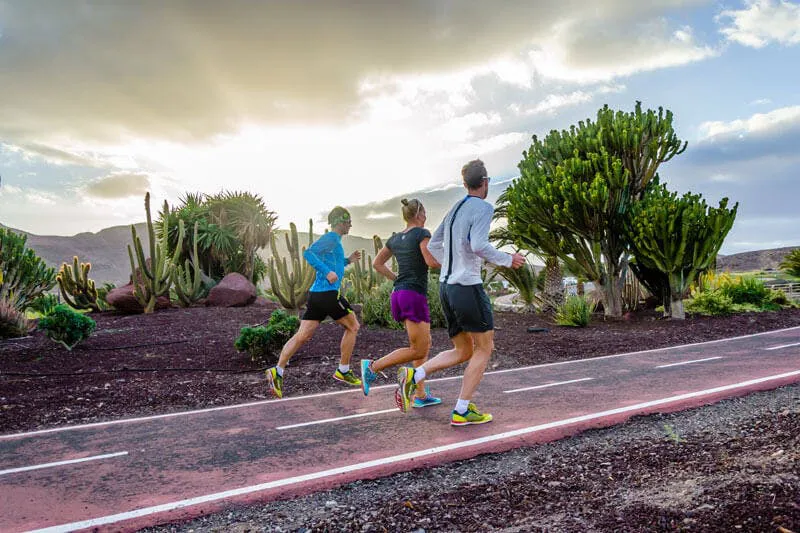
[205,273,257,307]
[106,284,171,314]
[252,296,279,308]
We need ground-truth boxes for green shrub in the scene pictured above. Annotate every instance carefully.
[96,282,116,311]
[362,281,402,330]
[720,276,770,306]
[554,295,594,327]
[28,293,60,317]
[685,290,734,316]
[778,249,800,277]
[427,273,446,329]
[234,309,300,364]
[0,299,33,339]
[37,304,96,350]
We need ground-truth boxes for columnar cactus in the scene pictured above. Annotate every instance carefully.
[268,220,315,312]
[56,256,100,311]
[127,192,183,313]
[171,221,203,307]
[347,249,377,304]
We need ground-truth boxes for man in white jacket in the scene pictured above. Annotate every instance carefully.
[396,159,525,425]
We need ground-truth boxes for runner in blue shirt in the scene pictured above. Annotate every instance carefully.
[266,206,363,398]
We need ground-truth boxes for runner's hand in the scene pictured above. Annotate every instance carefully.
[510,253,526,269]
[349,250,361,263]
[326,271,339,284]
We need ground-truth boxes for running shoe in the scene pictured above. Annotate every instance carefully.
[265,367,283,399]
[333,369,362,386]
[412,393,442,408]
[395,367,416,413]
[360,359,377,396]
[450,402,493,426]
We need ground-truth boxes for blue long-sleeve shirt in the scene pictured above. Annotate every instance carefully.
[303,231,349,292]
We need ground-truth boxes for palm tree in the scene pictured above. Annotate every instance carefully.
[205,191,277,282]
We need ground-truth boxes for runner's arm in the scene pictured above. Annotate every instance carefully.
[303,233,335,276]
[428,221,445,264]
[469,204,512,267]
[373,246,397,281]
[419,237,441,269]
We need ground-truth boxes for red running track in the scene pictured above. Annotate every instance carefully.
[1,326,799,532]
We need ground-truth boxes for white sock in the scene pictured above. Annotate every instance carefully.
[338,364,350,374]
[455,399,470,414]
[275,366,285,377]
[413,367,427,383]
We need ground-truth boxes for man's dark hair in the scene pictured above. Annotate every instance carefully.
[462,159,488,189]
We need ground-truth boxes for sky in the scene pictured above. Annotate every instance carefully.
[0,0,798,255]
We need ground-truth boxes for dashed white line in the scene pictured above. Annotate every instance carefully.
[765,342,800,351]
[0,451,128,476]
[29,369,800,533]
[276,409,397,430]
[656,357,723,369]
[503,377,593,394]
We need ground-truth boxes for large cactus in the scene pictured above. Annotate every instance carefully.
[346,249,378,304]
[170,221,203,307]
[56,256,99,311]
[268,219,315,312]
[0,227,57,311]
[625,181,738,319]
[127,192,183,313]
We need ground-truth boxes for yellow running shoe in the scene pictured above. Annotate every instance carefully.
[333,369,362,387]
[450,403,493,426]
[395,367,416,413]
[265,367,283,399]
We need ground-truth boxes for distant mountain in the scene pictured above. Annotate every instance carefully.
[2,223,375,286]
[716,246,799,273]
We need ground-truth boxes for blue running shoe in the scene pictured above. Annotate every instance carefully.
[412,395,442,408]
[360,359,377,396]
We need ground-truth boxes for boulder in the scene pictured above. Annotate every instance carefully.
[106,284,171,314]
[206,273,257,307]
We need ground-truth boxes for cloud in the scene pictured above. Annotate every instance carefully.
[717,0,800,48]
[0,1,711,145]
[83,172,151,199]
[365,212,398,221]
[5,143,109,168]
[529,20,718,83]
[689,105,800,164]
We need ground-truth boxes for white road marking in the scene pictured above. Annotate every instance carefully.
[276,409,397,430]
[503,377,593,394]
[5,325,799,441]
[656,357,723,369]
[29,369,800,533]
[765,342,800,351]
[0,451,128,476]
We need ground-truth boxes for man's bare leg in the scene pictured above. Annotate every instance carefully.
[335,312,360,366]
[277,319,320,369]
[457,330,494,401]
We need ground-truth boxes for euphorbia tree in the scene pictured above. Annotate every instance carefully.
[625,181,738,319]
[500,102,687,317]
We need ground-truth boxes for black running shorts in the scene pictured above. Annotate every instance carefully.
[302,290,353,322]
[439,283,494,338]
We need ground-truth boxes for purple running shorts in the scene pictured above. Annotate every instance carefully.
[390,289,430,324]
